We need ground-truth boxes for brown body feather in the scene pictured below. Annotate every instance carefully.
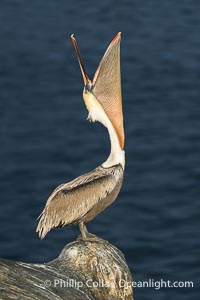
[36,164,123,239]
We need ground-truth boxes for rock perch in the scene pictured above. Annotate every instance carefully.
[0,236,134,300]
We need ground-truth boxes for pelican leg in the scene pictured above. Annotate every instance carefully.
[79,222,97,240]
[79,222,90,240]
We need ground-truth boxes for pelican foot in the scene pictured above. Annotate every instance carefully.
[79,222,98,241]
[77,233,99,242]
[77,232,98,241]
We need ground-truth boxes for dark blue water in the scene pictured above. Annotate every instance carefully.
[0,1,200,299]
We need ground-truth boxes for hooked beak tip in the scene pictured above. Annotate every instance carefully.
[70,33,75,41]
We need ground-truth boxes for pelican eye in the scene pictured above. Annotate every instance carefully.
[85,81,92,92]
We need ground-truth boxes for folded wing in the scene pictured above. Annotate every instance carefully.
[36,166,117,239]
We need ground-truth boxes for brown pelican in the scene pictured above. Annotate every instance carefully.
[36,32,125,240]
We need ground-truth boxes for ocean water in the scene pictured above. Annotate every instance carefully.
[0,1,200,299]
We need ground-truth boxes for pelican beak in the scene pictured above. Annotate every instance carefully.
[71,33,124,150]
[92,32,124,149]
[70,34,91,89]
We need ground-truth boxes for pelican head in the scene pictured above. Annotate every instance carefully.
[71,33,125,169]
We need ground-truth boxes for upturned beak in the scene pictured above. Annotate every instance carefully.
[70,34,90,88]
[71,33,124,150]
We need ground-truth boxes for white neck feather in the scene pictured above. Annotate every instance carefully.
[83,90,125,169]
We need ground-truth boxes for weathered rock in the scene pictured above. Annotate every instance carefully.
[0,236,134,300]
